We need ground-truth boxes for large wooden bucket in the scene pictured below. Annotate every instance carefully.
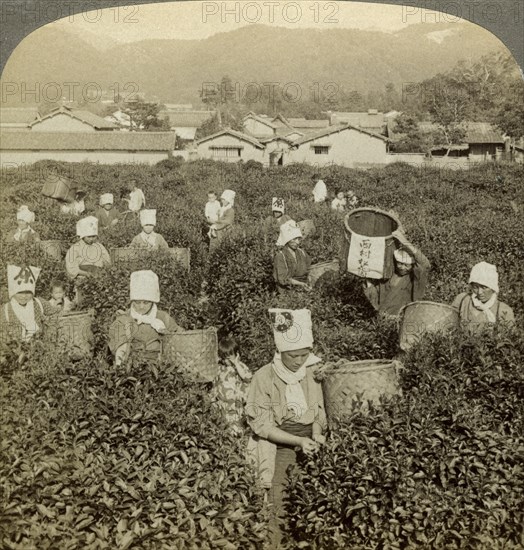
[309,259,340,286]
[316,359,401,418]
[37,240,63,261]
[51,309,94,361]
[163,328,218,382]
[41,175,76,202]
[399,301,460,351]
[297,219,316,239]
[342,208,399,279]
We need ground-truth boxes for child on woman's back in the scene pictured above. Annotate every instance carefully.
[48,280,73,314]
[212,334,252,435]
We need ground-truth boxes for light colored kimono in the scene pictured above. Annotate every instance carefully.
[130,232,169,250]
[65,240,111,279]
[245,359,326,487]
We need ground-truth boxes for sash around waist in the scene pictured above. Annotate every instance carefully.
[277,421,313,449]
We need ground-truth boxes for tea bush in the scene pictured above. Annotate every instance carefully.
[1,346,269,549]
[285,326,524,549]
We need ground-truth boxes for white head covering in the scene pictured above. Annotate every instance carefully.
[276,220,302,247]
[16,205,35,224]
[269,308,314,352]
[7,265,41,298]
[312,179,327,202]
[394,248,415,265]
[221,189,236,206]
[99,193,114,206]
[140,209,156,226]
[272,197,285,214]
[130,270,160,303]
[76,216,98,238]
[469,262,499,293]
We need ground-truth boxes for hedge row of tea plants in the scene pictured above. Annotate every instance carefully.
[285,326,524,549]
[1,349,269,549]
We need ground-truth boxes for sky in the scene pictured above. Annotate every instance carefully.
[50,1,452,43]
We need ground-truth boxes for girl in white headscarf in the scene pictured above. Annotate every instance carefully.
[129,209,169,250]
[246,308,326,547]
[209,189,236,251]
[95,193,120,230]
[452,262,515,333]
[108,270,183,365]
[0,265,61,345]
[264,197,292,238]
[7,206,40,244]
[273,220,312,292]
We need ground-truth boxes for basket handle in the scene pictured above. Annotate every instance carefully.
[393,359,404,377]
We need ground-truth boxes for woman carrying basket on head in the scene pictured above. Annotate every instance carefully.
[246,308,326,547]
[108,270,183,366]
[451,262,515,334]
[363,224,430,316]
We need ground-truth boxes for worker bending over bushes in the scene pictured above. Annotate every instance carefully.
[108,270,183,365]
[129,209,169,250]
[95,193,120,230]
[0,265,61,345]
[264,197,292,238]
[273,220,312,293]
[452,261,515,333]
[6,206,40,244]
[246,308,326,547]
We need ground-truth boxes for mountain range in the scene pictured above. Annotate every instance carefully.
[1,22,508,105]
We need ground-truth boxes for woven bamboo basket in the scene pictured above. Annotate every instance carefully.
[308,259,340,286]
[163,328,218,382]
[297,219,316,239]
[399,301,459,351]
[50,309,94,361]
[342,208,399,280]
[316,359,401,418]
[110,247,149,264]
[37,240,63,261]
[41,175,76,202]
[110,247,190,271]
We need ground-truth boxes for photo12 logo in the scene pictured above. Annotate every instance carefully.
[1,81,140,105]
[401,1,521,24]
[200,80,341,105]
[0,2,140,25]
[202,1,339,24]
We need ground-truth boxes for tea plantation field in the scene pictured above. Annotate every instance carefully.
[1,159,523,549]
